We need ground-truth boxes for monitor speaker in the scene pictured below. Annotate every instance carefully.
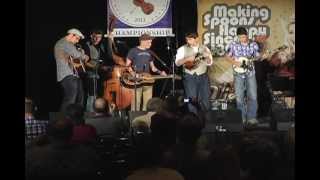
[203,109,243,133]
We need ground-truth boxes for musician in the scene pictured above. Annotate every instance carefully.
[82,29,112,112]
[175,32,213,114]
[54,28,89,113]
[253,34,273,118]
[225,27,260,125]
[126,33,167,111]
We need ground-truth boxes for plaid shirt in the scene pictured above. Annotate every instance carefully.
[25,117,49,140]
[226,40,260,59]
[226,40,260,77]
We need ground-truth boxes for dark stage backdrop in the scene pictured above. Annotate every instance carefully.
[26,0,198,119]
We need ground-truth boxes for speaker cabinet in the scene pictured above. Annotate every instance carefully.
[203,109,243,133]
[270,103,294,131]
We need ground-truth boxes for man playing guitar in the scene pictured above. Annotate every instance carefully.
[54,28,89,113]
[125,33,167,111]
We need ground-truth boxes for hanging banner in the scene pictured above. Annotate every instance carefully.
[198,0,295,56]
[197,0,295,84]
[107,0,173,37]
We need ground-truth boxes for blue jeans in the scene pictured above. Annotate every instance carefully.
[60,75,84,113]
[234,71,258,122]
[183,73,210,114]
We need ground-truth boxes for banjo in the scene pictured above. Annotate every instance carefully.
[233,45,288,74]
[232,56,258,74]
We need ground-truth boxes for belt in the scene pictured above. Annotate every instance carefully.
[185,72,206,76]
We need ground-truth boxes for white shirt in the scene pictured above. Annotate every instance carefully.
[175,44,213,75]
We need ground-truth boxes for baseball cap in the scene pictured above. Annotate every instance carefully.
[139,33,154,41]
[67,28,85,39]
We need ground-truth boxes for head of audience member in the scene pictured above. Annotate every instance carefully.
[150,113,177,148]
[240,136,280,180]
[47,116,74,142]
[25,97,34,118]
[146,97,164,112]
[90,29,104,45]
[94,98,108,114]
[66,28,84,44]
[209,145,240,180]
[64,104,85,125]
[177,112,203,145]
[134,130,163,169]
[163,95,180,113]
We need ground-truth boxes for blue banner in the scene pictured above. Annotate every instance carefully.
[107,0,173,37]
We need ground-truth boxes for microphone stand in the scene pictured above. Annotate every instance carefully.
[149,50,171,72]
[93,59,103,100]
[132,65,138,112]
[166,35,177,96]
[149,49,171,98]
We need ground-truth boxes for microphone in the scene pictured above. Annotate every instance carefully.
[166,37,171,50]
[116,40,126,44]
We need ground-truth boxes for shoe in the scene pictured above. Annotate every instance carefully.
[247,118,259,125]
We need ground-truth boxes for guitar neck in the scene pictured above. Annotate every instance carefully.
[151,74,181,79]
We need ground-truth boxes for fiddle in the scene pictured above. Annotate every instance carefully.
[133,0,154,15]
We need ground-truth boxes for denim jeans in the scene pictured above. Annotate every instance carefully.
[60,75,84,113]
[183,73,210,114]
[234,71,258,122]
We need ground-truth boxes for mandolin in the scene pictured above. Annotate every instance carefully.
[184,52,208,70]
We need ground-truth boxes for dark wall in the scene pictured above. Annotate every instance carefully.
[26,0,197,118]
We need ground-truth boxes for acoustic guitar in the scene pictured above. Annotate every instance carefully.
[69,57,112,76]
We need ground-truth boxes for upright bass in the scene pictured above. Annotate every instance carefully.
[104,15,132,110]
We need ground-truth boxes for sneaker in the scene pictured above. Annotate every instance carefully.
[247,118,259,125]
